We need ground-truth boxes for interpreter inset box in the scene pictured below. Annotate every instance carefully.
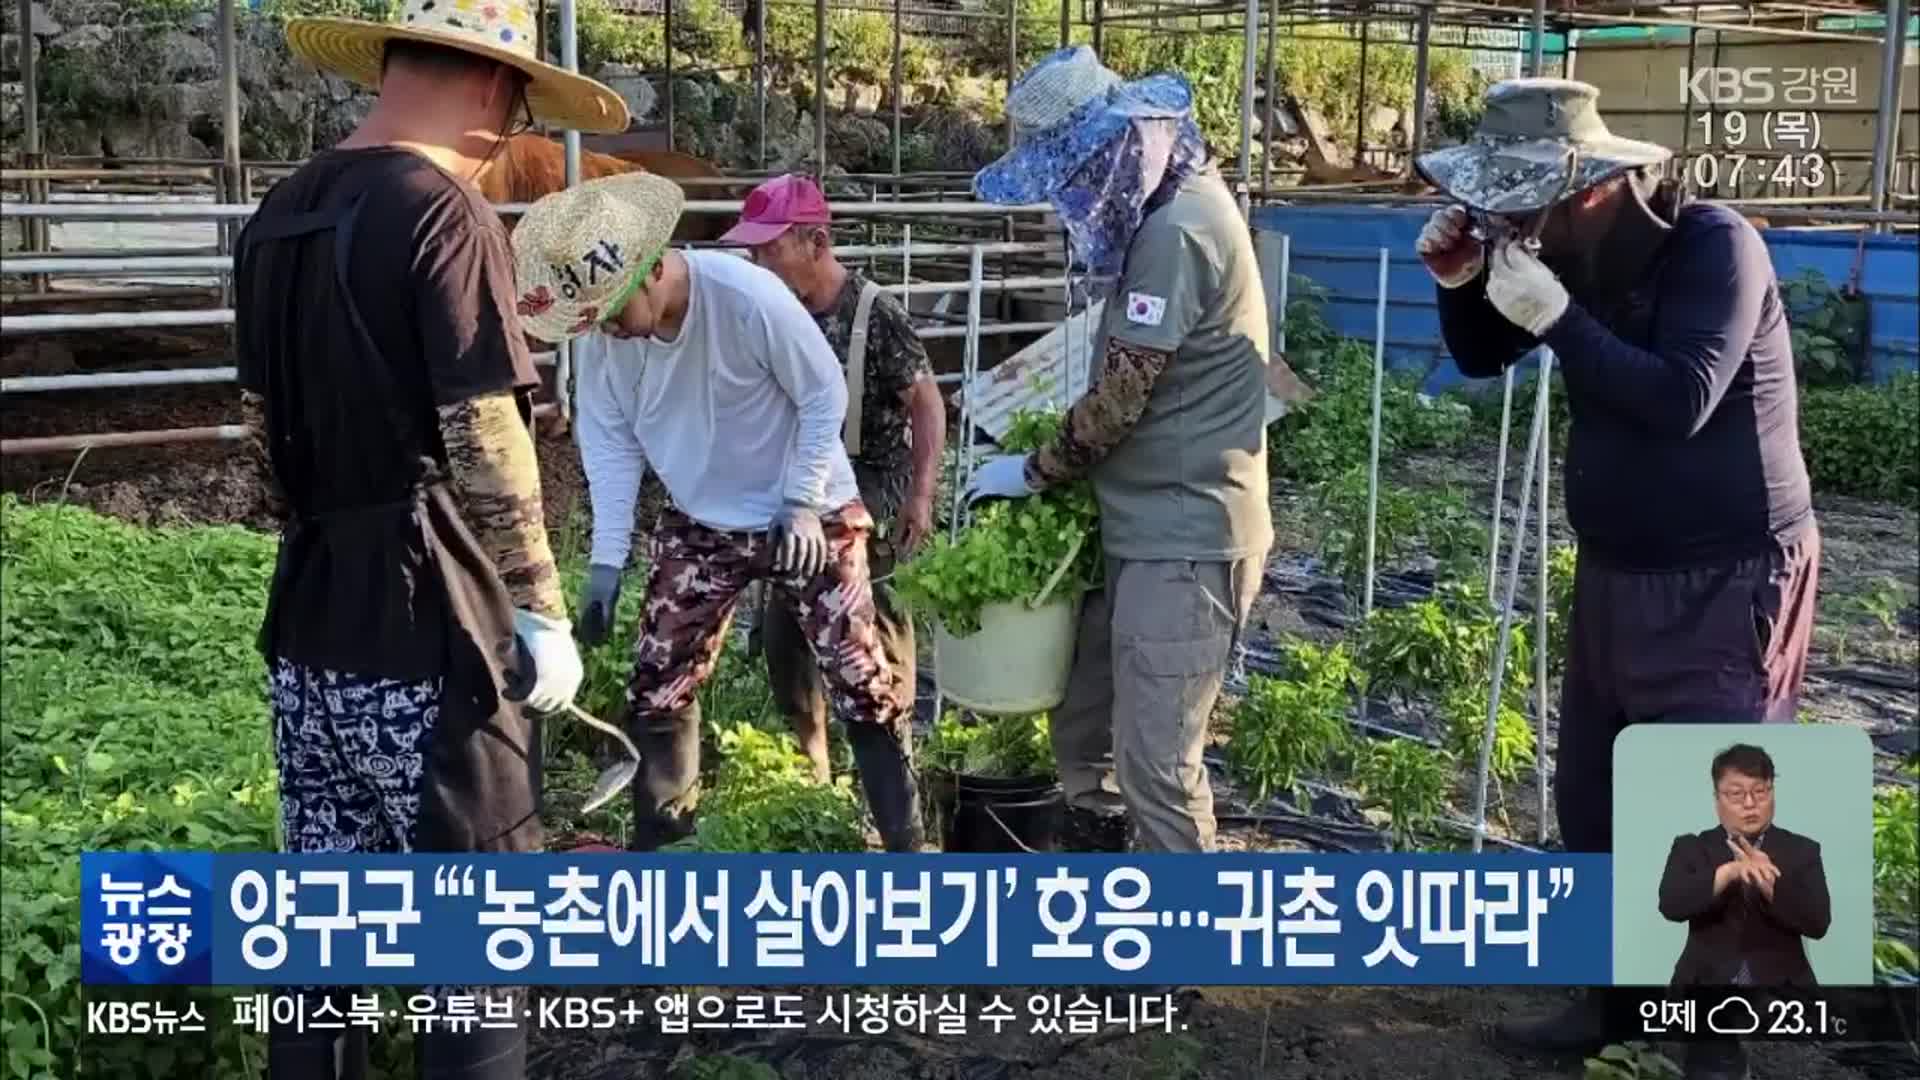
[1612,724,1873,987]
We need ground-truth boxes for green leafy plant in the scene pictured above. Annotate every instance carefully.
[670,722,867,853]
[1874,938,1919,981]
[1852,577,1914,635]
[1359,583,1533,705]
[894,410,1101,636]
[924,711,1053,780]
[1799,373,1920,508]
[1141,1032,1208,1080]
[1438,688,1536,787]
[1782,269,1867,387]
[2,498,282,1078]
[1547,543,1578,674]
[1308,467,1486,589]
[1352,738,1452,851]
[1873,772,1919,926]
[1226,642,1359,808]
[1585,1042,1684,1080]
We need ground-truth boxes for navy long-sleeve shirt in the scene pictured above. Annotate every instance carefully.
[1438,202,1813,570]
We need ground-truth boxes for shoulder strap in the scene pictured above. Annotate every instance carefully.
[842,280,884,458]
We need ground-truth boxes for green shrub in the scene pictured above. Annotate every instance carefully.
[1351,737,1452,851]
[1781,269,1868,386]
[1799,373,1920,507]
[1359,582,1533,705]
[1226,642,1358,808]
[671,722,867,853]
[1307,467,1486,590]
[1438,687,1535,786]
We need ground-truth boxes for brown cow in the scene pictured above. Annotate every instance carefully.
[474,134,741,243]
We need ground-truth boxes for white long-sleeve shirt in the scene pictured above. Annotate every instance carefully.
[573,251,860,569]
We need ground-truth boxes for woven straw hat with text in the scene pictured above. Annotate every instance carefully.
[512,173,687,343]
[286,0,629,134]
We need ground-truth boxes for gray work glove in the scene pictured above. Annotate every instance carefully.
[576,563,622,647]
[770,502,829,580]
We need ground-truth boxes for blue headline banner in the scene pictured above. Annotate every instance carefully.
[81,852,1612,986]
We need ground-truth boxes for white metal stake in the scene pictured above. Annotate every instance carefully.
[1361,247,1388,618]
[1276,234,1290,357]
[1488,366,1515,600]
[558,0,582,425]
[1535,355,1554,844]
[900,223,912,303]
[1471,351,1555,853]
[949,244,986,540]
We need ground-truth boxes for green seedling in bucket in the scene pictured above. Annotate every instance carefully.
[505,636,642,814]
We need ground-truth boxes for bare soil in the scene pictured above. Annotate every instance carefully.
[5,330,1915,1080]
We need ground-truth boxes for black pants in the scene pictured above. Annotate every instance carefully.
[1555,530,1820,853]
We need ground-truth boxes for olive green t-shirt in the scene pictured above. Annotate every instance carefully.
[1090,169,1273,562]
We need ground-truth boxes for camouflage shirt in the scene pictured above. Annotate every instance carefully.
[811,269,932,522]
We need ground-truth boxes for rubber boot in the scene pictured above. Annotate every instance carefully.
[1059,805,1129,853]
[847,720,923,852]
[1491,988,1609,1055]
[629,702,702,852]
[415,1020,526,1079]
[266,992,369,1080]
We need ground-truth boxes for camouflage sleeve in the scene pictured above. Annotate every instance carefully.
[871,293,933,396]
[1026,338,1171,488]
[238,390,289,523]
[437,392,567,620]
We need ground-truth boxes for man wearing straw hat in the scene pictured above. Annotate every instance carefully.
[236,4,625,1075]
[1416,78,1818,1077]
[514,173,922,854]
[964,46,1277,855]
[717,173,948,784]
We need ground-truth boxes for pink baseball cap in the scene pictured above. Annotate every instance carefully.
[720,174,832,246]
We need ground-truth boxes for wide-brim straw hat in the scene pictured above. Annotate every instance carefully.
[286,0,629,134]
[512,172,686,343]
[1414,78,1670,215]
[975,45,1193,205]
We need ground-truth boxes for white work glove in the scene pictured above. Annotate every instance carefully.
[963,454,1038,504]
[507,608,585,714]
[1416,205,1484,289]
[1486,242,1570,336]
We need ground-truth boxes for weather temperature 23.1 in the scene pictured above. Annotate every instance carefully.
[1610,987,1920,1043]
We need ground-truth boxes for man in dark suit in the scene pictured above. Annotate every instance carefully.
[1656,743,1831,1078]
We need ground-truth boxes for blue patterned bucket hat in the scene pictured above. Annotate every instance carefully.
[975,46,1195,205]
[1415,78,1670,215]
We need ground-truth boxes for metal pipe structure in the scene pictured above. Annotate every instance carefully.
[1263,5,1278,198]
[3,367,241,393]
[1355,18,1370,169]
[2,406,561,458]
[1527,0,1546,75]
[814,0,829,174]
[1868,0,1912,231]
[0,201,1061,219]
[2,310,236,335]
[218,0,241,302]
[0,241,1065,278]
[1489,368,1515,600]
[1437,0,1900,44]
[756,0,769,169]
[1535,359,1552,845]
[892,0,905,180]
[665,0,676,151]
[1061,0,1071,44]
[1411,4,1433,161]
[1361,247,1388,618]
[1471,351,1554,854]
[1008,0,1020,147]
[560,0,583,425]
[1240,0,1259,218]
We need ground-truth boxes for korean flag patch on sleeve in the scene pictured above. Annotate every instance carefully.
[1125,292,1167,327]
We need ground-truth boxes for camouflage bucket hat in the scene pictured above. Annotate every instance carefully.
[1414,78,1671,215]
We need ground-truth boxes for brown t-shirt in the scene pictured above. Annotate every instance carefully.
[236,147,539,678]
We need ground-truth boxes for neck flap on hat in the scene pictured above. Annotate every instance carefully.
[1052,115,1207,279]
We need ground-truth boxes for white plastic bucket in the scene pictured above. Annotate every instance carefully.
[932,596,1080,715]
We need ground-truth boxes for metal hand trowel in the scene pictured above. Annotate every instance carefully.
[504,635,641,814]
[563,703,641,814]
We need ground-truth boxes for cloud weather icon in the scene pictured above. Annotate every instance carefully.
[1706,996,1762,1035]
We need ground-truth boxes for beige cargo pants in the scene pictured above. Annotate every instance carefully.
[1050,553,1266,852]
